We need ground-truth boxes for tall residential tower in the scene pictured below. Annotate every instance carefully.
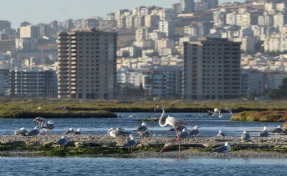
[57,28,117,99]
[183,38,241,100]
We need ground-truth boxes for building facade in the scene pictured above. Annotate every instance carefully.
[57,28,117,99]
[9,69,57,97]
[183,38,241,100]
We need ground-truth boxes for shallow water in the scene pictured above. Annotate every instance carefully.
[0,157,286,176]
[0,112,282,137]
[1,113,286,175]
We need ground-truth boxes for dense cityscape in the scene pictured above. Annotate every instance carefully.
[1,0,287,100]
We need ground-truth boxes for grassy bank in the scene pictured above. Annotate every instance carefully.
[0,99,287,118]
[231,111,287,122]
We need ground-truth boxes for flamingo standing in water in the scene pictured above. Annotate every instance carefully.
[154,105,188,155]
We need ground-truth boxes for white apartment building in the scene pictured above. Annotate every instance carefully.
[135,28,149,42]
[145,15,160,29]
[19,25,39,39]
[158,20,176,38]
[273,12,285,27]
[226,12,237,26]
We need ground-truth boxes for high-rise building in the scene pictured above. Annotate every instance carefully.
[180,0,195,13]
[183,38,241,100]
[57,28,117,99]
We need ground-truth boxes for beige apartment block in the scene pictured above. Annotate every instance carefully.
[57,28,117,99]
[183,38,241,100]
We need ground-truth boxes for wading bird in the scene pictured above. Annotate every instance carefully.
[154,105,188,156]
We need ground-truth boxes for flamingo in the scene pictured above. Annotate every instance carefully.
[154,105,188,155]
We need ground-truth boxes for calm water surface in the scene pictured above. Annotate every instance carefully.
[0,157,286,176]
[0,112,283,137]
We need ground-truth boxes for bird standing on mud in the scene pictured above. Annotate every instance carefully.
[154,105,188,156]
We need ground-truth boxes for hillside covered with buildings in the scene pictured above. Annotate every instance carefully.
[1,0,287,100]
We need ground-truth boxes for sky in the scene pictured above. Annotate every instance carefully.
[0,0,243,28]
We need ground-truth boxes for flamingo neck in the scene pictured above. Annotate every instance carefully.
[159,108,166,127]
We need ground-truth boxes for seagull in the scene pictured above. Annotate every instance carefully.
[108,128,128,138]
[26,127,40,136]
[212,142,231,153]
[134,122,148,133]
[241,131,251,142]
[139,130,151,137]
[217,130,226,137]
[189,125,199,137]
[178,128,190,143]
[64,128,74,135]
[122,135,137,152]
[259,126,269,137]
[15,127,28,136]
[74,128,81,135]
[272,125,284,134]
[42,120,54,135]
[55,136,68,148]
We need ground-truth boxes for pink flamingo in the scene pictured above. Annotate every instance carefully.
[154,105,188,155]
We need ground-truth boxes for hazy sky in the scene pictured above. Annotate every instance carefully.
[0,0,243,28]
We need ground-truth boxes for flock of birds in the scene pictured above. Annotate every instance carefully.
[14,106,286,153]
[15,117,78,147]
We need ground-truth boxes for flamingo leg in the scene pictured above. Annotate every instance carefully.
[175,128,181,157]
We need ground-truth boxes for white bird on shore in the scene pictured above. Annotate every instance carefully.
[64,128,74,135]
[179,128,190,143]
[15,127,28,136]
[217,130,226,137]
[26,127,40,136]
[134,122,148,133]
[154,105,188,156]
[212,142,231,153]
[108,128,128,138]
[272,125,284,134]
[189,125,199,137]
[259,126,269,137]
[122,135,137,152]
[55,136,68,148]
[74,128,81,135]
[241,131,251,142]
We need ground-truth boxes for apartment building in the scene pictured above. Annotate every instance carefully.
[0,69,9,96]
[57,28,117,99]
[183,38,241,100]
[9,69,57,97]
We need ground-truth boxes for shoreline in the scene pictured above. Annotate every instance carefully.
[1,150,287,159]
[1,134,286,158]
